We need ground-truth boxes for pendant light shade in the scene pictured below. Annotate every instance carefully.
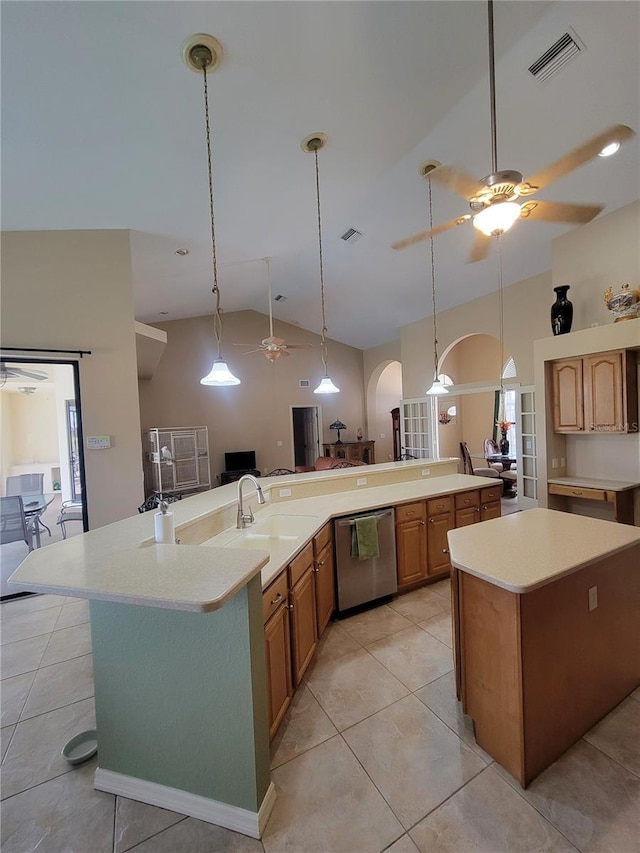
[426,378,449,396]
[200,358,241,386]
[303,133,340,396]
[473,201,521,237]
[185,35,240,387]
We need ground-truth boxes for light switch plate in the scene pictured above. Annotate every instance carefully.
[422,469,430,476]
[357,478,367,486]
[279,488,292,498]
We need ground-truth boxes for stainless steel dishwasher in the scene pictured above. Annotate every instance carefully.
[334,507,397,614]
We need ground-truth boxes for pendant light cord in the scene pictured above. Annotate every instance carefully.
[202,64,223,358]
[314,148,329,375]
[428,176,439,382]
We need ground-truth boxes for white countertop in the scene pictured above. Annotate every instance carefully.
[547,476,640,492]
[9,467,493,610]
[448,508,640,593]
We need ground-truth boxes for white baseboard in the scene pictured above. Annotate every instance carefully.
[94,767,276,839]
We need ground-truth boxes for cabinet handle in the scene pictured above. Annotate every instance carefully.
[286,603,294,611]
[442,548,449,554]
[475,507,480,512]
[572,490,583,496]
[270,592,282,606]
[420,520,426,525]
[316,560,325,567]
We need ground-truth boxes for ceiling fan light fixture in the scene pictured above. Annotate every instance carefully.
[473,201,521,237]
[200,358,240,386]
[598,141,620,157]
[314,376,340,395]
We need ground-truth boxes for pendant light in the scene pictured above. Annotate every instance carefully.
[302,133,339,395]
[423,167,448,396]
[184,35,240,387]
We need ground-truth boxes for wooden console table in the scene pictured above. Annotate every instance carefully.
[548,476,639,525]
[323,441,375,464]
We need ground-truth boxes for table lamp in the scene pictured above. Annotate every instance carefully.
[330,420,347,444]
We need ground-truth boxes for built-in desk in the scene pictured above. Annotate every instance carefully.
[548,476,639,525]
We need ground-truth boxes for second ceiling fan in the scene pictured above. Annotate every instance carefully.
[392,0,635,263]
[234,257,313,361]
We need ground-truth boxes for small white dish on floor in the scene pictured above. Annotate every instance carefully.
[61,730,97,765]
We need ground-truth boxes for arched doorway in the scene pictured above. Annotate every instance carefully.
[367,360,402,463]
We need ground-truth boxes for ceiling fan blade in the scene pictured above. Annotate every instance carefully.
[392,214,471,251]
[430,165,482,201]
[7,367,49,380]
[519,199,603,224]
[282,344,313,350]
[524,124,635,193]
[467,230,493,264]
[233,342,263,347]
[240,348,265,356]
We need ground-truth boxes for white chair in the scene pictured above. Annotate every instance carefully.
[56,501,84,539]
[0,495,35,551]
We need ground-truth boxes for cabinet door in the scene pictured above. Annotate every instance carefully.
[552,358,584,432]
[583,351,625,433]
[480,501,501,522]
[264,604,292,738]
[314,540,335,639]
[427,512,454,576]
[396,518,428,590]
[290,567,318,686]
[455,506,479,528]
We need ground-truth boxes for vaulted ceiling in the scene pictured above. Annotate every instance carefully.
[2,1,639,350]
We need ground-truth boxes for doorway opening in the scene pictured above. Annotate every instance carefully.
[290,406,321,468]
[1,357,88,599]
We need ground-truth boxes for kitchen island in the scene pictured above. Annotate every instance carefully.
[448,508,640,787]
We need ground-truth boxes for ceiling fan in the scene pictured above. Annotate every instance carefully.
[234,258,313,361]
[392,0,635,263]
[0,364,49,387]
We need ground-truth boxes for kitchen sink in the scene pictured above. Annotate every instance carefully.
[248,514,317,537]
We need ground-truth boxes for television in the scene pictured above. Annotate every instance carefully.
[224,450,256,472]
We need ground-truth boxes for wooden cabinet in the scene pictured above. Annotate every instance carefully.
[480,484,502,522]
[551,349,637,434]
[262,574,292,739]
[313,523,335,639]
[395,501,428,591]
[455,487,501,527]
[289,566,317,686]
[323,441,375,464]
[426,496,454,577]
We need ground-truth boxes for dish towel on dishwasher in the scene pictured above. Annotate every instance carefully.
[351,516,380,561]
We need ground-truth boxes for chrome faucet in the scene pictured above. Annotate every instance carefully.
[236,474,265,529]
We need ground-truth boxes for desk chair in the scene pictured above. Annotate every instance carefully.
[460,442,501,480]
[0,496,35,552]
[6,473,51,538]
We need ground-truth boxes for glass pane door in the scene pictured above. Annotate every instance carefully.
[516,386,538,509]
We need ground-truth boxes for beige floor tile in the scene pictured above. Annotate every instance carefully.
[410,766,577,852]
[1,633,49,680]
[0,594,65,618]
[55,599,90,630]
[415,671,493,763]
[418,611,453,648]
[0,606,62,646]
[367,626,453,691]
[388,588,450,624]
[341,604,413,645]
[270,684,338,769]
[583,697,640,776]
[131,815,263,852]
[1,697,95,799]
[313,620,362,665]
[263,735,403,853]
[495,739,640,853]
[114,797,186,853]
[305,647,409,731]
[0,759,115,853]
[1,671,36,727]
[1,724,15,762]
[40,621,92,667]
[629,686,640,702]
[385,835,421,853]
[19,653,94,720]
[343,694,486,829]
[428,579,451,599]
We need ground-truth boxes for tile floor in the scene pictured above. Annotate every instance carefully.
[1,583,638,852]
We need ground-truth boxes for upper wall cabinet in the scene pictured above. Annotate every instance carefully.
[551,350,638,434]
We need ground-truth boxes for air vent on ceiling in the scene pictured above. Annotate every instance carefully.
[528,30,583,84]
[299,379,310,388]
[340,228,363,244]
[274,294,287,302]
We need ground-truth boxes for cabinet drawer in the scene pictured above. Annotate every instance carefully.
[262,572,289,624]
[480,484,502,503]
[313,522,332,555]
[548,484,607,502]
[288,541,314,586]
[427,495,454,516]
[455,490,479,510]
[395,501,426,524]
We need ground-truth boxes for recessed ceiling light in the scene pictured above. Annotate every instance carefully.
[175,248,189,256]
[598,142,620,157]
